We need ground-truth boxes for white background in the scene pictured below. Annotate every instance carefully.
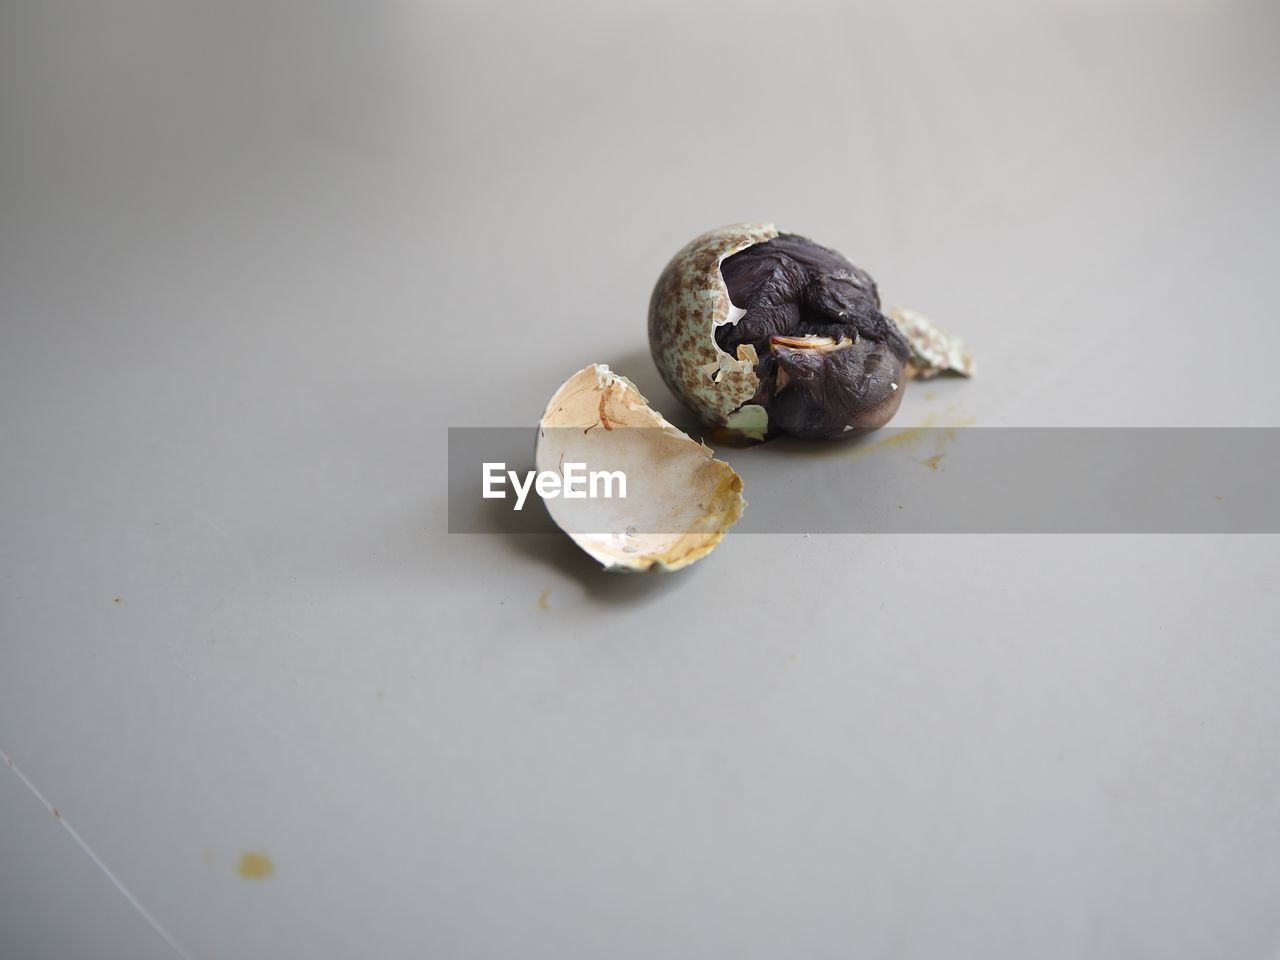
[2,1,1278,957]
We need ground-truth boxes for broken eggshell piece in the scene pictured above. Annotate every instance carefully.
[535,364,744,572]
[888,306,976,379]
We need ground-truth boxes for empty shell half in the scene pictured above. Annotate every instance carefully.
[535,364,744,572]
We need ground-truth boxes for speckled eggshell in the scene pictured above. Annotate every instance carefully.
[648,223,779,427]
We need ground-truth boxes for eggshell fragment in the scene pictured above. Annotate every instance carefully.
[535,364,744,572]
[888,306,977,379]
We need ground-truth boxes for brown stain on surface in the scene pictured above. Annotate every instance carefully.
[850,422,933,459]
[850,413,974,469]
[538,590,551,611]
[236,852,275,880]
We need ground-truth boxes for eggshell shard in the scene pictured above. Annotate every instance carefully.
[535,364,745,572]
[888,306,977,379]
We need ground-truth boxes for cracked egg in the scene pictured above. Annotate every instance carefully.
[648,223,974,442]
[535,364,744,572]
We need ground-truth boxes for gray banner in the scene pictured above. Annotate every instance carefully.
[448,427,1280,534]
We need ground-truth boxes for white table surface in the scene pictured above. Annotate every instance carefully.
[2,1,1279,958]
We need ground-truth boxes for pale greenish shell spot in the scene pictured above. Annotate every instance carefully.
[723,404,769,441]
